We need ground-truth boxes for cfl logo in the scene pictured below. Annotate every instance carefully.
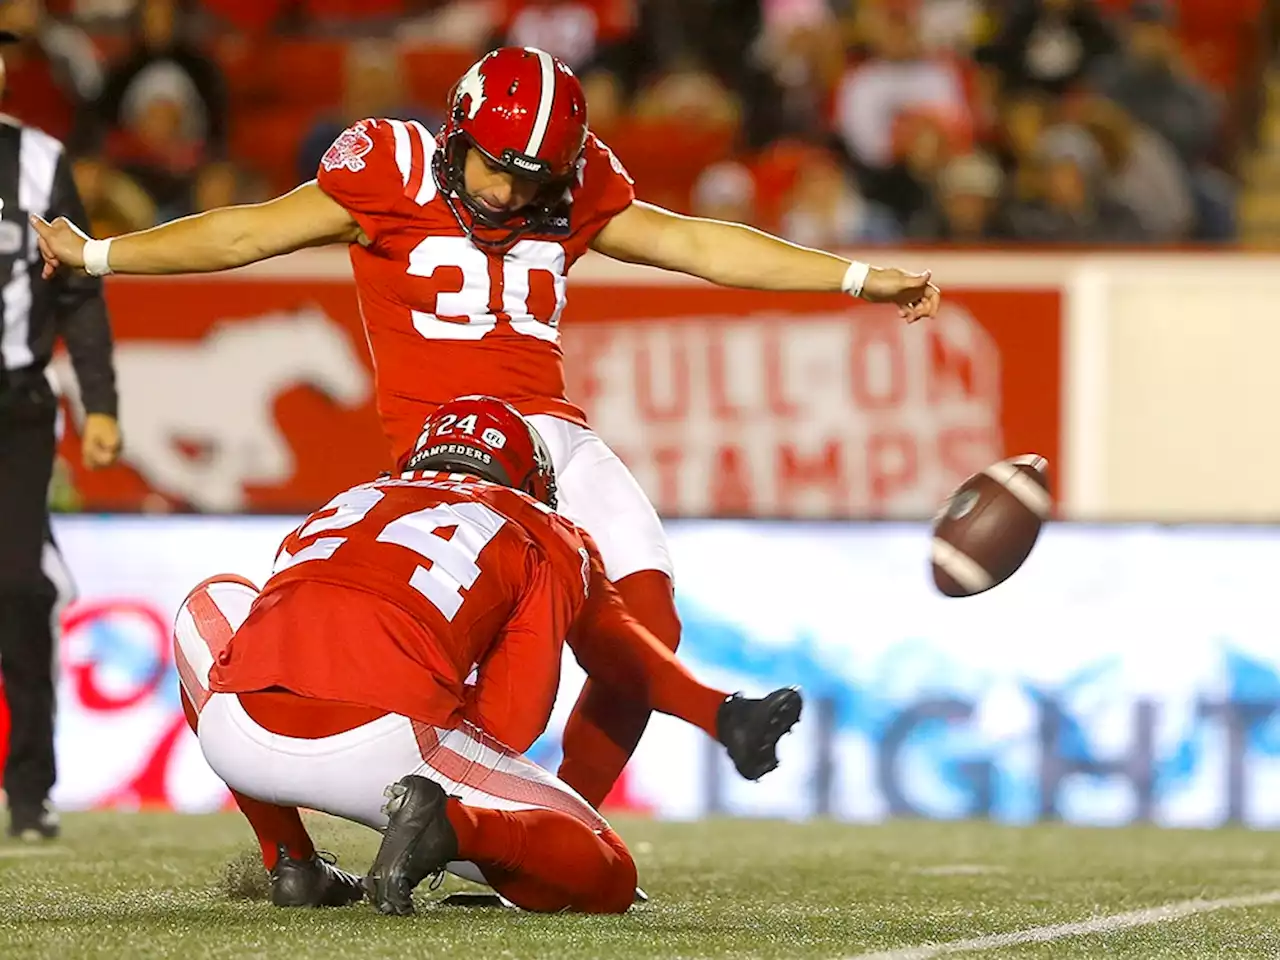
[482,427,506,448]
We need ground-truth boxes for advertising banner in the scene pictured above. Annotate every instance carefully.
[560,287,1061,518]
[8,516,1280,827]
[55,278,1061,518]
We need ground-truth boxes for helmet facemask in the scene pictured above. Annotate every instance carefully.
[435,128,576,252]
[521,421,558,511]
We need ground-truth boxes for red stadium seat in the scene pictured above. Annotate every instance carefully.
[599,120,739,214]
[267,39,348,109]
[231,106,320,195]
[300,0,407,18]
[403,46,484,116]
[216,39,348,111]
[202,0,291,33]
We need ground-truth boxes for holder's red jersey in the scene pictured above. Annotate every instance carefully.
[208,471,595,729]
[315,118,636,462]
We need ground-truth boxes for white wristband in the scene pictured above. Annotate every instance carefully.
[841,260,870,298]
[83,238,113,277]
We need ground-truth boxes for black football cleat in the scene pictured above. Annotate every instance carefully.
[364,775,459,916]
[7,801,60,842]
[270,846,365,908]
[716,687,804,781]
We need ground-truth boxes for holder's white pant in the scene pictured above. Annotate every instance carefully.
[197,692,605,833]
[174,575,606,884]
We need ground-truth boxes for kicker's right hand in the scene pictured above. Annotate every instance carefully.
[30,215,89,279]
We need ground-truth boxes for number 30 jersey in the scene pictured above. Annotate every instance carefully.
[315,118,636,463]
[208,472,596,735]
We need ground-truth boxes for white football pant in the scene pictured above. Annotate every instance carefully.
[173,575,606,885]
[527,415,673,581]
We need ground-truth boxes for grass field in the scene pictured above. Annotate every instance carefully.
[2,813,1280,959]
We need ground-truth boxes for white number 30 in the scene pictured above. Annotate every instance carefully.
[405,235,567,344]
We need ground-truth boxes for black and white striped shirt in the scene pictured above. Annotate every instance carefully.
[0,115,116,417]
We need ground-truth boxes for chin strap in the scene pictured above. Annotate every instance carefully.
[434,137,567,252]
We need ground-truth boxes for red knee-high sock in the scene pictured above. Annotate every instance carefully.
[230,791,316,871]
[559,570,686,807]
[180,689,315,871]
[445,800,636,914]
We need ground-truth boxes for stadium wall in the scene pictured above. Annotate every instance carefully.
[53,249,1280,520]
[19,249,1280,823]
[33,514,1280,827]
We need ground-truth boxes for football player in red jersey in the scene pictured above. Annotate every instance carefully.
[34,46,934,811]
[174,395,802,915]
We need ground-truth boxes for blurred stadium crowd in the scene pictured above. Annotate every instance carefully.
[0,0,1271,246]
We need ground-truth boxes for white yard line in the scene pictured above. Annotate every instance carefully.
[845,890,1280,960]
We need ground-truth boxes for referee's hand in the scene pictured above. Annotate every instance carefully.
[82,413,121,469]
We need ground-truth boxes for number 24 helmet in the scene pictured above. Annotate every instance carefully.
[404,395,558,510]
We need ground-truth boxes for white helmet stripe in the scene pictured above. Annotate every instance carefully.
[524,47,557,158]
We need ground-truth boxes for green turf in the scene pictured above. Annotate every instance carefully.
[1,813,1279,958]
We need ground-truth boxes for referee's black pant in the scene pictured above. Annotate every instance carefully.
[0,372,71,814]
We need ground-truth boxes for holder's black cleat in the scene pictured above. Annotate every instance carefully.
[364,775,459,916]
[270,846,365,908]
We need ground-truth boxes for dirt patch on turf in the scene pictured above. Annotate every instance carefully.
[221,849,271,901]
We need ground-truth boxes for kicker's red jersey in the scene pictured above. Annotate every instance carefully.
[315,118,636,462]
[208,472,595,732]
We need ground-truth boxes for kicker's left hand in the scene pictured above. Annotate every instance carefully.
[861,267,941,323]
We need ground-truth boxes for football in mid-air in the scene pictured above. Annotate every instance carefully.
[931,454,1050,598]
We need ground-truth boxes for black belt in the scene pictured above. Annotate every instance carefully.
[2,364,46,388]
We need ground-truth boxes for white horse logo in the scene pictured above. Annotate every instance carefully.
[58,307,372,511]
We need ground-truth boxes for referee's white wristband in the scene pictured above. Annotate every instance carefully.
[841,260,870,299]
[83,238,113,277]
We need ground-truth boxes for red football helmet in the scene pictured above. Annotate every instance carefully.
[404,395,558,510]
[435,46,588,248]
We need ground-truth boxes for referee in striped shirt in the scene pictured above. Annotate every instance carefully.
[0,29,120,842]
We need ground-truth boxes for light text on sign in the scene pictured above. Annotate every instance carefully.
[565,305,1004,518]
